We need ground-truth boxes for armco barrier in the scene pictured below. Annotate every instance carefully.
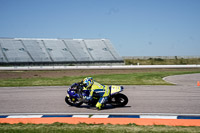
[0,65,200,70]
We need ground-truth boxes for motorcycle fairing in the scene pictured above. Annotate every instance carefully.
[110,85,123,95]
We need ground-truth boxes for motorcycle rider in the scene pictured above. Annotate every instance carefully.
[71,77,110,110]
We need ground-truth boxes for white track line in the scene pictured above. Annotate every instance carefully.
[140,115,177,119]
[7,115,43,118]
[91,115,109,118]
[72,115,89,118]
[162,77,177,85]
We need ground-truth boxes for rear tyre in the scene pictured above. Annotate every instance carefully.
[65,96,83,107]
[110,93,128,107]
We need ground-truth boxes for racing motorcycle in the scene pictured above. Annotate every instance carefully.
[65,84,128,108]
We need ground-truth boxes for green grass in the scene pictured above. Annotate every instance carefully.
[0,123,200,133]
[124,58,200,65]
[0,70,200,87]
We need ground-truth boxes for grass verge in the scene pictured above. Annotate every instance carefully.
[124,58,200,65]
[0,69,200,87]
[0,123,200,133]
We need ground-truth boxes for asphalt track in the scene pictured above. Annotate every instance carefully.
[0,73,200,115]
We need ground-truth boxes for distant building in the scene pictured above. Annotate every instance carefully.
[0,38,123,65]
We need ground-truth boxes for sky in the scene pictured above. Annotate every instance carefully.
[0,0,200,56]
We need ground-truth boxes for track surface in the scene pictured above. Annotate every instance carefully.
[0,73,200,115]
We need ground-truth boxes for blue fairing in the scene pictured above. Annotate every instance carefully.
[67,90,79,98]
[121,86,124,91]
[67,89,90,100]
[82,90,90,97]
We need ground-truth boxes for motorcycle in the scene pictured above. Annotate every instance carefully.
[65,84,128,108]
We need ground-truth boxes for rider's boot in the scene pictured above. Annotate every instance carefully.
[96,102,102,110]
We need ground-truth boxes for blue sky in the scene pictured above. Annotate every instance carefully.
[0,0,200,56]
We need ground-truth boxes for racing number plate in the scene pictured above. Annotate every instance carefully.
[111,86,121,94]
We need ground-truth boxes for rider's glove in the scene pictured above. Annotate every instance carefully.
[71,83,78,88]
[84,96,92,102]
[86,96,92,101]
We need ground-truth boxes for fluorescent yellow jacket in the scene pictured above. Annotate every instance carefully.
[86,81,110,97]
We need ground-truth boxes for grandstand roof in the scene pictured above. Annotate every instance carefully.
[0,38,123,65]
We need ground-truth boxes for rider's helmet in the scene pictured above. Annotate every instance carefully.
[83,77,94,89]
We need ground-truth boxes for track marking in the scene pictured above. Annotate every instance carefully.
[7,115,42,118]
[140,115,177,119]
[162,77,177,85]
[1,113,200,116]
[72,115,89,118]
[91,115,109,118]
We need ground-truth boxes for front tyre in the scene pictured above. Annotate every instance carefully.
[110,94,128,107]
[65,96,83,107]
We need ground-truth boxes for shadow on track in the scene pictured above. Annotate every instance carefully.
[68,104,131,110]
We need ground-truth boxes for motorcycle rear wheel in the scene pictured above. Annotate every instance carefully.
[110,93,128,107]
[65,96,83,107]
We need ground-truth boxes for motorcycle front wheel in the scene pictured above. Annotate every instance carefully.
[65,96,83,107]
